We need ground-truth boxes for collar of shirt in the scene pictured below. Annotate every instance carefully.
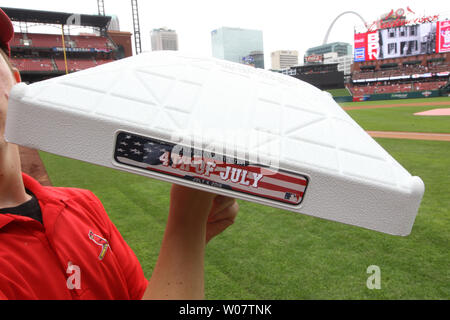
[0,173,69,232]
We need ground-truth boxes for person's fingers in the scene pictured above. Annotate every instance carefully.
[214,195,235,207]
[206,202,239,243]
[208,201,239,223]
[209,197,236,222]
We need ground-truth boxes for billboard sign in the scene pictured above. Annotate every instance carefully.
[354,20,450,61]
[354,47,365,62]
[304,54,323,64]
[366,31,379,60]
[354,31,379,61]
[436,21,450,53]
[354,33,366,62]
[354,8,448,61]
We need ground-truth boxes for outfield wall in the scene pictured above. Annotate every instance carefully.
[334,90,446,103]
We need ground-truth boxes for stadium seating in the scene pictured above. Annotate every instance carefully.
[352,64,446,81]
[12,33,64,48]
[413,81,447,91]
[11,33,24,47]
[349,81,447,96]
[31,33,65,48]
[54,58,98,72]
[11,32,112,50]
[9,9,126,84]
[94,58,115,66]
[11,57,55,72]
[351,59,449,96]
[71,35,111,50]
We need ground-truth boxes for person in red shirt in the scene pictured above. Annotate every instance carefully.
[0,9,238,300]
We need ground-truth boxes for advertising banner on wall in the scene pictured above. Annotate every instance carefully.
[436,20,450,53]
[304,54,323,64]
[353,33,366,62]
[354,31,379,61]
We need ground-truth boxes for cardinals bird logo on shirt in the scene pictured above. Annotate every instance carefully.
[88,230,109,260]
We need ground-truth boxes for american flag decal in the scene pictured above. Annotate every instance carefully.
[114,131,308,206]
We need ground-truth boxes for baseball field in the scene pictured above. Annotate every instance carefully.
[38,96,450,299]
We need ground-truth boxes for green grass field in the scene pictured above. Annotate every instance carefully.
[39,136,450,299]
[346,106,450,133]
[341,97,450,133]
[326,88,351,97]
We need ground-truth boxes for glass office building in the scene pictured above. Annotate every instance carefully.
[305,42,352,58]
[211,27,264,68]
[151,27,178,51]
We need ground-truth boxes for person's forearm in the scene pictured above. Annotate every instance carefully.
[142,186,214,300]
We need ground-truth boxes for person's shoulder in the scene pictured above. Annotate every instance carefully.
[52,186,115,239]
[44,185,110,223]
[48,185,99,201]
[38,185,101,210]
[23,173,100,204]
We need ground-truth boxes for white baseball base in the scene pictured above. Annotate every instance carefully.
[5,51,424,236]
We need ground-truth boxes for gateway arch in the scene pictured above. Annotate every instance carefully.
[323,11,368,44]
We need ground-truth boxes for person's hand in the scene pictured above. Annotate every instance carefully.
[143,186,239,299]
[169,184,239,244]
[206,195,238,244]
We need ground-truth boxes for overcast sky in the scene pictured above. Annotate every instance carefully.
[2,0,449,68]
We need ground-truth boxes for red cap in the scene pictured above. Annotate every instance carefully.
[0,8,13,56]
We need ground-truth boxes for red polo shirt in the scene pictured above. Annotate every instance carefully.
[0,173,148,299]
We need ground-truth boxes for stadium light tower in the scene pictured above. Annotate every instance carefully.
[96,0,107,36]
[97,0,105,16]
[323,11,368,44]
[131,0,142,54]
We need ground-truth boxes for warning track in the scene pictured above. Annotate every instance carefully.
[367,131,450,141]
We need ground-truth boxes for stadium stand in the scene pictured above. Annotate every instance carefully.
[14,33,63,48]
[11,57,55,72]
[350,53,449,97]
[3,7,132,83]
[348,81,447,96]
[54,58,98,72]
[71,34,111,50]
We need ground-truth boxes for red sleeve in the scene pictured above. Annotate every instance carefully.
[108,218,149,299]
[88,191,148,300]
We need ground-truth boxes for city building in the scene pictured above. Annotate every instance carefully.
[271,50,298,70]
[211,27,264,68]
[305,42,352,59]
[150,27,178,51]
[249,50,265,69]
[323,52,354,75]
